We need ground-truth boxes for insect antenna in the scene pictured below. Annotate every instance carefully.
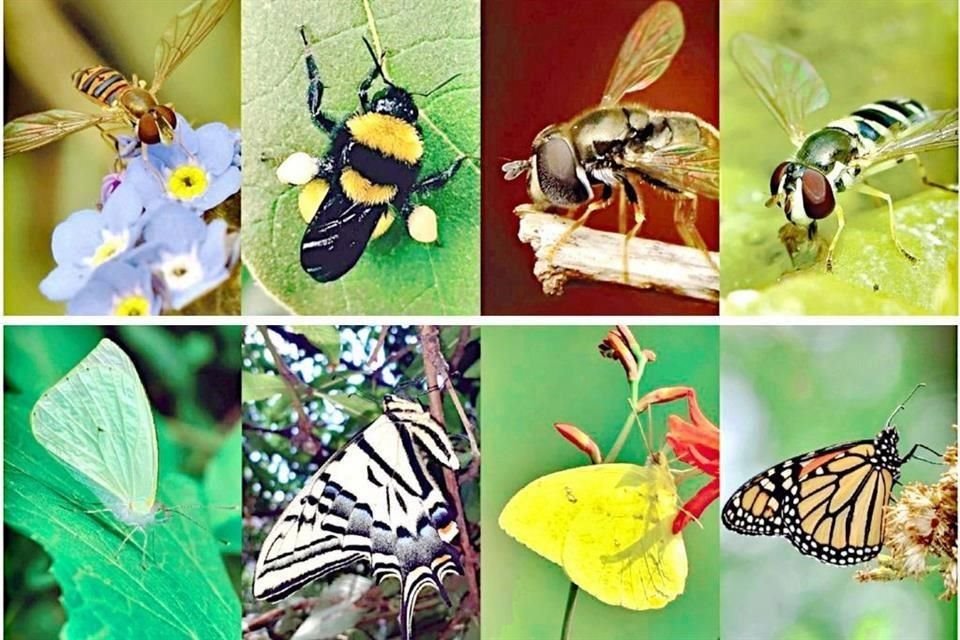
[411,73,461,98]
[361,37,392,86]
[886,382,926,427]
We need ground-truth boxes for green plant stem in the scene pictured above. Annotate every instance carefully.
[560,583,579,640]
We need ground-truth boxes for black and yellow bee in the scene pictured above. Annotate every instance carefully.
[286,28,464,283]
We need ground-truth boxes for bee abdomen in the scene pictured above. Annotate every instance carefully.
[72,65,130,106]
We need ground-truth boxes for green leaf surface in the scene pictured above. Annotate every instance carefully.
[203,426,242,555]
[242,0,480,314]
[293,325,341,365]
[242,371,289,403]
[722,190,958,315]
[4,396,239,640]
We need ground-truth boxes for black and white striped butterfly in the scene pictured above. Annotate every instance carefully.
[253,395,462,640]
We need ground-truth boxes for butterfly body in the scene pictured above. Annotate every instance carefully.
[723,426,904,566]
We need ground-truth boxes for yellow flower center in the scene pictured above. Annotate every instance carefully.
[167,165,209,201]
[114,294,151,316]
[88,231,129,267]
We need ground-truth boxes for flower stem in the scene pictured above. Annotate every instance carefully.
[560,583,579,640]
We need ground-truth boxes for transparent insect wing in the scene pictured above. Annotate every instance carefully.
[150,0,234,92]
[730,33,830,147]
[865,108,959,165]
[601,0,684,105]
[622,122,720,198]
[30,339,158,518]
[3,109,110,157]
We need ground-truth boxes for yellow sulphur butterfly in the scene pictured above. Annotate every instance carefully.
[30,338,158,529]
[498,457,687,610]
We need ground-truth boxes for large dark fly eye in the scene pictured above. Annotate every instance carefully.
[137,114,161,144]
[800,169,835,219]
[769,162,790,196]
[535,136,589,206]
[155,105,177,129]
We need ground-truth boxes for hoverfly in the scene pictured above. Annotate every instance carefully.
[3,0,233,157]
[731,33,959,271]
[277,29,464,283]
[501,0,719,279]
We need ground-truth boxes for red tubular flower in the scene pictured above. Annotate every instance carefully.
[554,422,603,465]
[635,385,720,534]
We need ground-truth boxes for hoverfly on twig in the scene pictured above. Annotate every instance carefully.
[731,33,958,271]
[3,0,233,157]
[501,0,719,281]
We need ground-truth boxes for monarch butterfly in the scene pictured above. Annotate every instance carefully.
[722,384,938,565]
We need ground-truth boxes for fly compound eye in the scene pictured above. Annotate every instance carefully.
[535,136,590,206]
[769,162,790,197]
[800,169,835,219]
[155,105,177,130]
[137,114,161,144]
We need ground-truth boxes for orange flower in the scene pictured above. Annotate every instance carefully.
[554,422,603,465]
[599,325,653,382]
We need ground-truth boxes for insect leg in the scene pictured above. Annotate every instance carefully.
[622,187,646,283]
[672,195,717,271]
[852,183,918,263]
[544,192,613,265]
[822,203,848,271]
[411,156,466,197]
[358,38,388,112]
[898,153,959,193]
[299,26,336,133]
[902,443,944,464]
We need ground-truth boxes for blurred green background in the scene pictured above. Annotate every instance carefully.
[721,325,957,639]
[482,326,719,640]
[242,325,480,639]
[720,0,958,314]
[4,0,241,315]
[3,325,242,640]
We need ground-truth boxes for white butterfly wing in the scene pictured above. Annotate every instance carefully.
[30,339,158,522]
[253,397,461,640]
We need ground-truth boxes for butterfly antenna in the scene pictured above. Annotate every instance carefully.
[885,382,926,427]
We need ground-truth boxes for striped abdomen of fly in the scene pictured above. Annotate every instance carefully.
[71,65,177,144]
[776,98,932,225]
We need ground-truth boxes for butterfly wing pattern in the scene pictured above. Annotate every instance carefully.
[722,428,903,565]
[253,395,462,640]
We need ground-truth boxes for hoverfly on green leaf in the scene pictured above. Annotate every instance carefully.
[731,33,958,271]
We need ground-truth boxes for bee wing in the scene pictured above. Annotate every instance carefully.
[150,0,233,93]
[622,122,719,198]
[863,108,958,165]
[601,1,684,105]
[3,109,110,156]
[300,193,386,282]
[730,33,829,147]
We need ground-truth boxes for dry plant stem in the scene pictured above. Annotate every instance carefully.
[518,211,719,301]
[257,325,319,452]
[417,326,481,619]
[366,325,390,369]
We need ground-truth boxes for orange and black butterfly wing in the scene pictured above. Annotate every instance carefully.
[723,432,899,566]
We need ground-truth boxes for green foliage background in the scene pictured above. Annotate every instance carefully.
[241,0,481,315]
[482,326,720,640]
[3,325,242,640]
[242,325,480,639]
[3,0,241,315]
[720,0,958,315]
[721,326,958,639]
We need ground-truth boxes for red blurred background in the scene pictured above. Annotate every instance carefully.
[482,0,719,315]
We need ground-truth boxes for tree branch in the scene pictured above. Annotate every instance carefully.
[257,325,320,455]
[518,212,719,301]
[417,325,480,622]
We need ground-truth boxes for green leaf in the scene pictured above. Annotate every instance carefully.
[242,371,289,403]
[203,425,242,554]
[4,397,239,640]
[241,0,480,314]
[318,391,380,420]
[4,327,101,399]
[722,190,958,315]
[293,326,341,365]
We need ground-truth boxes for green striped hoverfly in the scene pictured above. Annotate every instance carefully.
[731,33,958,271]
[3,0,232,157]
